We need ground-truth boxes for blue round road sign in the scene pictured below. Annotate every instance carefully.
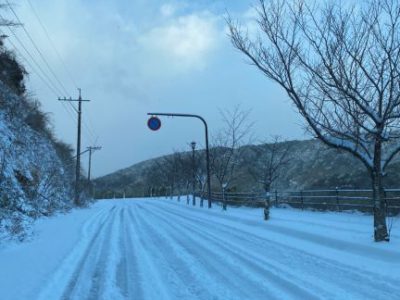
[148,116,161,131]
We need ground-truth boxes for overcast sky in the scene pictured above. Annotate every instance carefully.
[4,0,306,177]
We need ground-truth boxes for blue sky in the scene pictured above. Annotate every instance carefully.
[5,0,306,177]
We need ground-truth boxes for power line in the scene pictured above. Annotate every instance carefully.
[2,23,64,96]
[5,26,79,116]
[8,39,78,123]
[3,29,79,121]
[0,27,79,122]
[6,0,84,128]
[5,0,70,97]
[25,0,78,89]
[2,30,58,96]
[22,1,98,145]
[4,2,98,146]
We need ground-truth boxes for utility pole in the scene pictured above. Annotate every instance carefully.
[59,89,90,206]
[87,146,102,181]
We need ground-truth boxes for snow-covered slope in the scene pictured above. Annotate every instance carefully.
[1,198,398,299]
[0,82,73,240]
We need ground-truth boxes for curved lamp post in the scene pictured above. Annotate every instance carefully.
[147,112,212,208]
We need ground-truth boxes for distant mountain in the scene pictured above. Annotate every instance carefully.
[94,139,400,198]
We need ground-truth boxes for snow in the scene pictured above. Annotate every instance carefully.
[0,198,399,300]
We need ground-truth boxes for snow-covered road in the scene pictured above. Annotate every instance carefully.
[1,199,400,300]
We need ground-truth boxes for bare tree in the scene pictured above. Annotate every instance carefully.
[194,150,208,206]
[175,151,193,204]
[228,0,400,241]
[210,106,253,209]
[153,153,181,198]
[248,136,292,219]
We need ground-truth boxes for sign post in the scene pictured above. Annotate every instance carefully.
[147,113,212,208]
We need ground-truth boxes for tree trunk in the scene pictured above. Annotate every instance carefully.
[264,187,270,221]
[200,183,205,207]
[222,187,227,211]
[170,184,174,199]
[371,171,389,241]
[372,138,389,242]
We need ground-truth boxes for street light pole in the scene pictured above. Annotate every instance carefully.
[191,141,196,206]
[147,113,212,208]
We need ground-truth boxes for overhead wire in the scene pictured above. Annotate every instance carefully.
[25,0,78,89]
[2,22,63,96]
[4,1,99,146]
[0,25,78,123]
[1,29,59,97]
[23,0,98,145]
[4,0,82,135]
[6,0,70,96]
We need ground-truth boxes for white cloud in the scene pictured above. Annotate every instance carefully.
[9,0,303,178]
[160,4,177,17]
[231,7,260,40]
[138,12,220,73]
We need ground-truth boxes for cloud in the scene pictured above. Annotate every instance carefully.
[138,12,221,74]
[224,6,260,40]
[160,4,177,17]
[5,0,307,178]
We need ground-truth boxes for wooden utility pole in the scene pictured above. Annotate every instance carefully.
[59,89,90,206]
[87,146,102,181]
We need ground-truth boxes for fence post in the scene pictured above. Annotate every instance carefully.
[300,190,304,210]
[336,187,340,211]
[222,184,227,211]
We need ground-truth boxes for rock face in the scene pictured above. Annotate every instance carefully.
[0,51,74,240]
[94,139,400,198]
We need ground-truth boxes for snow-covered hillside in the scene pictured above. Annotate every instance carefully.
[1,198,398,299]
[0,80,74,240]
[95,139,400,199]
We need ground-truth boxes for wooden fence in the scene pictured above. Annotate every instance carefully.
[204,189,400,215]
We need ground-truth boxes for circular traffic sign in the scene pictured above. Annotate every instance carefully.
[147,116,162,131]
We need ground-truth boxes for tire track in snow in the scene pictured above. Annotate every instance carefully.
[133,204,264,300]
[145,201,400,299]
[116,206,144,299]
[86,206,124,300]
[139,203,323,300]
[60,205,120,300]
[145,205,350,299]
[122,204,173,300]
[37,205,117,300]
[156,200,400,262]
[153,202,400,292]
